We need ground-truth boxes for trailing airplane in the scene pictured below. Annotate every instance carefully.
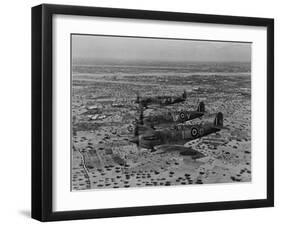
[130,112,224,159]
[136,90,187,108]
[137,101,205,128]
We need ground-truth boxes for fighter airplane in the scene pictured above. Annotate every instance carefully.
[130,112,224,159]
[136,90,187,108]
[137,101,205,128]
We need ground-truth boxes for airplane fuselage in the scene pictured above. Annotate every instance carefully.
[138,96,186,108]
[138,123,220,150]
[143,110,204,126]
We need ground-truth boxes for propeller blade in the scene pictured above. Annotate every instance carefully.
[134,124,139,136]
[139,106,144,125]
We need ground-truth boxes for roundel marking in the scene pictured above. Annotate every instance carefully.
[191,127,199,137]
[179,111,186,120]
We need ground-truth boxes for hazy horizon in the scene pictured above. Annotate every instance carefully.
[72,35,251,66]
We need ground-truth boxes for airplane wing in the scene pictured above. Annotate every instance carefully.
[155,145,205,159]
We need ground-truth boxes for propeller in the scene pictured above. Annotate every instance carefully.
[128,111,140,148]
[134,123,139,137]
[139,105,144,125]
[132,123,140,147]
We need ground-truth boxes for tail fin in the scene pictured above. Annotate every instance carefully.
[182,90,187,99]
[213,112,223,127]
[197,101,205,113]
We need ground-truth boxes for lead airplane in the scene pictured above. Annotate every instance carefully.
[136,90,187,108]
[137,101,205,128]
[130,112,224,159]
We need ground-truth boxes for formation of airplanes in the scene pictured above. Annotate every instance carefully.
[130,91,225,159]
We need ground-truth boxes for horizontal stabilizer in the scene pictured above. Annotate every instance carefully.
[213,125,229,130]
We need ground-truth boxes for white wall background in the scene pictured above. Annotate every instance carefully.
[0,0,279,225]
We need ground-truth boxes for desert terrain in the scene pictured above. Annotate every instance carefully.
[71,62,251,190]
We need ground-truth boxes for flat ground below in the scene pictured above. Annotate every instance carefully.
[71,68,251,191]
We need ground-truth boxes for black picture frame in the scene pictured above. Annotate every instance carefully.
[32,4,274,222]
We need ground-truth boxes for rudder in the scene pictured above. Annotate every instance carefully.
[197,101,205,113]
[214,112,223,127]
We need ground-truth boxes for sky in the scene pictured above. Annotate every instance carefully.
[72,34,251,65]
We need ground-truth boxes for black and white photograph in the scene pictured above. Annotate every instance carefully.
[71,34,252,190]
[29,3,274,222]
